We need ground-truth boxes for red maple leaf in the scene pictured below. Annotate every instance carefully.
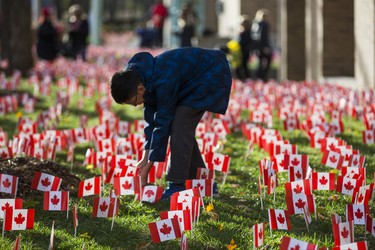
[319,175,328,185]
[118,159,126,168]
[293,184,303,194]
[354,208,363,219]
[329,155,337,163]
[122,180,132,190]
[14,213,25,225]
[0,136,3,142]
[291,158,300,166]
[77,132,83,137]
[344,181,354,191]
[98,156,105,163]
[194,183,203,191]
[291,245,301,250]
[2,178,11,188]
[41,177,51,187]
[1,151,8,158]
[51,195,60,205]
[283,149,289,155]
[277,213,285,224]
[295,171,302,179]
[357,193,364,202]
[353,158,359,166]
[85,182,93,191]
[127,171,134,177]
[98,132,103,137]
[258,228,263,239]
[144,189,155,198]
[99,201,108,212]
[213,157,222,165]
[341,227,349,238]
[367,133,373,140]
[35,152,42,158]
[295,198,306,209]
[159,223,172,235]
[329,143,337,151]
[201,172,207,179]
[344,154,350,161]
[279,160,285,168]
[24,128,30,134]
[1,202,12,211]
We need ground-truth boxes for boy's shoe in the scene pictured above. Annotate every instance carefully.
[161,182,185,200]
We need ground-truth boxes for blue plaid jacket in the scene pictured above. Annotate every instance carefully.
[126,47,232,162]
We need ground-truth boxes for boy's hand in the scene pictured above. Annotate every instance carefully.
[138,160,154,187]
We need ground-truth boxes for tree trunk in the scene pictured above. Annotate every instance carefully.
[0,0,34,76]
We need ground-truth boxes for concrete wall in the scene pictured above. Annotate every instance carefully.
[355,0,375,89]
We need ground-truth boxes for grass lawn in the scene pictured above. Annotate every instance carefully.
[0,63,374,250]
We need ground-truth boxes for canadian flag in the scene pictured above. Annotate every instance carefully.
[114,176,141,196]
[267,174,277,195]
[118,121,130,136]
[70,128,87,144]
[362,130,375,144]
[274,144,297,156]
[196,168,214,179]
[92,197,119,218]
[285,179,312,196]
[348,154,365,168]
[268,209,292,231]
[0,198,23,219]
[78,176,101,198]
[311,172,335,191]
[196,122,208,138]
[170,195,201,221]
[31,172,61,192]
[185,179,213,197]
[253,222,264,249]
[329,120,344,135]
[366,215,375,237]
[160,209,192,232]
[341,167,365,180]
[332,220,354,246]
[0,146,13,158]
[3,208,35,231]
[271,154,287,173]
[284,154,309,174]
[280,236,318,250]
[98,138,115,154]
[321,150,344,169]
[205,152,230,172]
[0,173,18,195]
[352,185,373,205]
[283,117,300,131]
[138,185,163,203]
[331,241,368,250]
[43,191,69,211]
[336,176,363,196]
[286,194,316,215]
[346,204,369,225]
[0,131,8,147]
[202,132,219,148]
[148,217,182,243]
[92,124,110,142]
[288,166,304,182]
[308,130,326,149]
[133,119,147,133]
[212,118,230,139]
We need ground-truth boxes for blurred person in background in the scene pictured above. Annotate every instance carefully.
[238,17,252,80]
[150,0,168,47]
[63,4,89,61]
[176,2,197,47]
[251,9,272,82]
[36,7,61,62]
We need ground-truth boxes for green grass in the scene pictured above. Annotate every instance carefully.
[0,77,375,249]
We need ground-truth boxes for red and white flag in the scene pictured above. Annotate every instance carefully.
[286,194,316,215]
[185,179,213,197]
[348,154,365,168]
[362,130,375,144]
[148,217,182,243]
[366,215,375,237]
[0,173,18,195]
[352,185,373,205]
[0,198,23,219]
[285,179,312,196]
[332,241,368,250]
[31,172,61,192]
[92,197,119,218]
[160,209,192,232]
[43,191,69,211]
[279,236,318,250]
[268,209,292,231]
[3,208,35,231]
[138,185,163,203]
[346,204,369,225]
[78,176,101,198]
[288,166,304,182]
[12,235,21,250]
[253,222,264,249]
[205,152,230,172]
[196,168,214,179]
[336,176,363,196]
[332,221,354,246]
[180,231,188,250]
[284,154,309,175]
[114,176,141,196]
[321,150,344,169]
[311,172,335,191]
[267,174,277,195]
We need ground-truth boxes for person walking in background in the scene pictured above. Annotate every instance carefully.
[36,7,61,62]
[176,2,198,47]
[64,4,89,61]
[150,0,168,47]
[238,17,252,80]
[251,9,272,82]
[110,48,232,198]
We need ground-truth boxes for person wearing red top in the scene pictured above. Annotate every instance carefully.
[151,0,168,47]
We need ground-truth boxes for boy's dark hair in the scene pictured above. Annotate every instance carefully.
[110,69,140,104]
